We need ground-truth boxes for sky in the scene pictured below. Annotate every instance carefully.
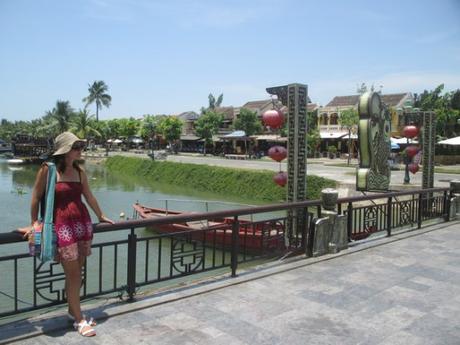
[1,0,460,122]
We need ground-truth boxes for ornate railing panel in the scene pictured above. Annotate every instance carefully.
[0,187,453,319]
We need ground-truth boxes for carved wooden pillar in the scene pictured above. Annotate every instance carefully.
[267,83,308,244]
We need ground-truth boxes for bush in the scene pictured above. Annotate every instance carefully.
[105,156,336,203]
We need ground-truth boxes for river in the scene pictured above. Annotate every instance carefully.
[0,157,278,321]
[0,157,266,236]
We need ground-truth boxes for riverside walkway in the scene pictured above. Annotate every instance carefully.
[1,220,459,345]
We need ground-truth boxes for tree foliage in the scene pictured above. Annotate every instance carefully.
[139,115,161,139]
[207,93,223,110]
[195,110,223,154]
[70,109,100,139]
[233,108,262,136]
[47,100,76,134]
[356,83,375,94]
[83,80,112,121]
[414,84,460,138]
[339,108,359,164]
[157,116,182,144]
[306,128,321,157]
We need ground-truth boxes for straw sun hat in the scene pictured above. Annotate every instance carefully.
[52,132,86,156]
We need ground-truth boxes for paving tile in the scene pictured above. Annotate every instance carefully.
[2,221,460,345]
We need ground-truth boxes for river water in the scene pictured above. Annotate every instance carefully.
[1,157,279,321]
[0,157,267,235]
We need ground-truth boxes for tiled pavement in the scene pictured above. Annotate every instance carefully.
[1,221,460,345]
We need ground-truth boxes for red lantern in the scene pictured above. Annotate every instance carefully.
[268,146,287,162]
[403,125,419,139]
[408,163,419,174]
[273,171,287,187]
[405,146,419,158]
[262,110,284,129]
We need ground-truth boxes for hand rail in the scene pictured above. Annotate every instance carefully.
[1,187,451,245]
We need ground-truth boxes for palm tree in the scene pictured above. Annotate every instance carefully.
[53,100,75,133]
[208,93,223,110]
[83,80,112,121]
[71,109,101,139]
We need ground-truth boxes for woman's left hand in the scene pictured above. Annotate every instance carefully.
[98,215,115,224]
[17,226,34,239]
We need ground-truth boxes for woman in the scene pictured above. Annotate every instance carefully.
[30,131,114,337]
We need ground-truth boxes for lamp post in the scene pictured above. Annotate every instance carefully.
[402,125,420,184]
[403,137,410,184]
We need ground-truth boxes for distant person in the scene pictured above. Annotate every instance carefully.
[30,131,114,337]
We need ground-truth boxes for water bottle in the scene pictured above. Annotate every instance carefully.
[34,231,41,256]
[33,222,42,256]
[28,231,35,256]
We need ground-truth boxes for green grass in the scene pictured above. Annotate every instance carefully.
[434,167,460,174]
[105,156,337,203]
[323,163,358,168]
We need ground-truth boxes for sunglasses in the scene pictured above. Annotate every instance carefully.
[71,143,86,151]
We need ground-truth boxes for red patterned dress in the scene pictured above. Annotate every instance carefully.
[54,179,93,262]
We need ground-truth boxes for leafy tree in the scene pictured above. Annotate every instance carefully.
[306,128,321,157]
[157,116,182,150]
[207,93,223,110]
[105,119,122,139]
[414,84,460,138]
[450,89,460,110]
[50,100,75,134]
[339,107,359,165]
[195,110,223,155]
[117,118,140,137]
[0,119,16,141]
[233,108,262,136]
[83,80,112,121]
[70,109,101,139]
[307,109,318,130]
[139,115,164,140]
[92,120,112,144]
[356,83,375,94]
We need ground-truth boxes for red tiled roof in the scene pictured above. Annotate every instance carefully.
[325,93,410,108]
[380,93,409,107]
[242,100,272,109]
[326,95,360,107]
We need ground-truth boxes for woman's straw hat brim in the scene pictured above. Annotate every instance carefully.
[52,132,86,156]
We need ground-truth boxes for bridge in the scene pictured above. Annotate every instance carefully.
[0,186,459,344]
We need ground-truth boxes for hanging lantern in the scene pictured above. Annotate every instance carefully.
[405,145,419,158]
[273,171,287,187]
[268,146,287,162]
[262,109,284,129]
[408,163,419,174]
[402,125,419,139]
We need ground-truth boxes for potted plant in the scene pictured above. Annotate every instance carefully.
[327,145,337,159]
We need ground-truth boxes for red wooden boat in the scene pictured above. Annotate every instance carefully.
[132,203,285,251]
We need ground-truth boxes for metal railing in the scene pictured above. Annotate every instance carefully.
[0,187,453,318]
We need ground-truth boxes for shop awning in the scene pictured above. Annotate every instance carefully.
[221,130,246,138]
[391,137,418,144]
[320,132,347,139]
[252,135,287,142]
[180,135,200,141]
[341,133,358,139]
[437,136,460,146]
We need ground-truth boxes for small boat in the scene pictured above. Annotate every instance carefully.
[133,203,285,252]
[7,159,24,165]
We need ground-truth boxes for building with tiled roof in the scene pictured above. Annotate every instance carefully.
[178,111,200,135]
[318,92,413,134]
[317,92,414,157]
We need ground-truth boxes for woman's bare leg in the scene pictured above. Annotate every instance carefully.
[62,259,95,335]
[62,259,83,322]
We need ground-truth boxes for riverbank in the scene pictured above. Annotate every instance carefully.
[104,156,336,202]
